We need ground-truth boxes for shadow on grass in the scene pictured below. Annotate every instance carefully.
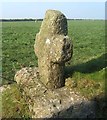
[59,53,107,118]
[65,53,107,78]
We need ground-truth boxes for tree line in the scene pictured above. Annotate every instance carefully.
[0,18,102,22]
[0,19,43,22]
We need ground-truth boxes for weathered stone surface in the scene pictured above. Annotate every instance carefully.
[14,67,47,97]
[15,67,39,85]
[34,10,73,89]
[14,67,96,118]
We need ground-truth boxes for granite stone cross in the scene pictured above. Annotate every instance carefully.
[34,10,73,89]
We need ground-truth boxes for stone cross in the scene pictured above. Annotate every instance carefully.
[34,10,73,89]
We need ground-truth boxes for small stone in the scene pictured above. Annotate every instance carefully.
[65,78,77,88]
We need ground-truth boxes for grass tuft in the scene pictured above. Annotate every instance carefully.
[2,84,31,118]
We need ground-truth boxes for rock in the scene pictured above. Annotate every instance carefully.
[34,9,73,89]
[65,78,77,88]
[14,67,47,97]
[0,85,11,93]
[14,67,96,118]
[14,66,104,118]
[14,67,39,85]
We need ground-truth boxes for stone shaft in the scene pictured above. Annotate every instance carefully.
[38,60,65,88]
[34,10,73,89]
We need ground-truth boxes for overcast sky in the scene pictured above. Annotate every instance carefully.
[1,2,105,19]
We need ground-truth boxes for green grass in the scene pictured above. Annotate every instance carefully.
[2,83,31,118]
[2,21,41,84]
[2,20,105,84]
[2,20,106,118]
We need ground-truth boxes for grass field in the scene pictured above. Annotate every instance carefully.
[2,20,106,118]
[2,20,105,84]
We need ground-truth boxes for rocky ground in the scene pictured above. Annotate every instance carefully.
[1,67,106,118]
[14,67,100,118]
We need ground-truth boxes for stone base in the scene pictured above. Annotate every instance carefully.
[15,67,96,118]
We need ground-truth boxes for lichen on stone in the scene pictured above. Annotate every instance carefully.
[34,9,73,89]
